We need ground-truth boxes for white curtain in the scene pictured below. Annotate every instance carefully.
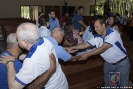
[30,6,38,25]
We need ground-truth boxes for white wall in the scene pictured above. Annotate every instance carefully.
[0,0,95,18]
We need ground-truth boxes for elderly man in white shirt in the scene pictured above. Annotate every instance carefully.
[0,22,68,89]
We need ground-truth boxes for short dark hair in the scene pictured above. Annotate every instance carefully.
[94,17,107,27]
[77,6,84,10]
[38,15,49,27]
[47,9,55,14]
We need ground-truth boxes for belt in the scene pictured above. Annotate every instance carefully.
[111,55,127,65]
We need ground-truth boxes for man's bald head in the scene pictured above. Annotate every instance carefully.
[52,27,64,37]
[51,27,64,44]
[17,22,40,44]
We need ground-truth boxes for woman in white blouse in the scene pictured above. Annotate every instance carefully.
[107,16,122,35]
[38,15,51,37]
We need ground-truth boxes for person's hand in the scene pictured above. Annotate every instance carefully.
[73,33,78,39]
[49,53,56,73]
[79,53,89,61]
[64,47,78,53]
[19,54,26,61]
[0,54,15,65]
[69,49,78,53]
[64,47,72,53]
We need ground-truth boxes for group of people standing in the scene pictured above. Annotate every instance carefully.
[0,6,131,89]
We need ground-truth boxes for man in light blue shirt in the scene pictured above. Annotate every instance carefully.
[48,9,56,31]
[45,27,81,62]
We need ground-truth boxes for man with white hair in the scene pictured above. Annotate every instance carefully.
[0,23,68,89]
[0,33,56,89]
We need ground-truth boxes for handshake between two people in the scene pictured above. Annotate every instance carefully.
[64,47,90,61]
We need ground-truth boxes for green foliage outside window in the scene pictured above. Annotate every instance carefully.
[96,0,133,17]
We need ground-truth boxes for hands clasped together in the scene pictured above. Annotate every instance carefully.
[64,47,90,61]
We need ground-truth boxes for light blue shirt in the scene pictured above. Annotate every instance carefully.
[82,26,93,42]
[39,26,51,37]
[45,36,72,62]
[49,18,56,31]
[54,18,60,27]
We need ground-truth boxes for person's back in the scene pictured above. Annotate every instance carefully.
[0,33,23,89]
[82,26,94,42]
[0,51,22,89]
[38,15,51,37]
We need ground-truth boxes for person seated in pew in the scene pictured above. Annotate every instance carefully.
[0,33,56,89]
[65,18,130,88]
[0,23,68,89]
[44,27,81,62]
[107,16,122,35]
[38,15,51,37]
[63,22,83,47]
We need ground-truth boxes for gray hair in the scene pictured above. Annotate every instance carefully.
[17,22,40,44]
[6,33,18,47]
[52,27,64,36]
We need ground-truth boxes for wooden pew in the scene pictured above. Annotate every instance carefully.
[60,55,104,89]
[0,18,36,43]
[1,26,17,43]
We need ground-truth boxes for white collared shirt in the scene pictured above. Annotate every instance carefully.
[15,38,68,89]
[87,28,127,63]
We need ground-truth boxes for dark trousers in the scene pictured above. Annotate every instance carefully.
[130,26,133,42]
